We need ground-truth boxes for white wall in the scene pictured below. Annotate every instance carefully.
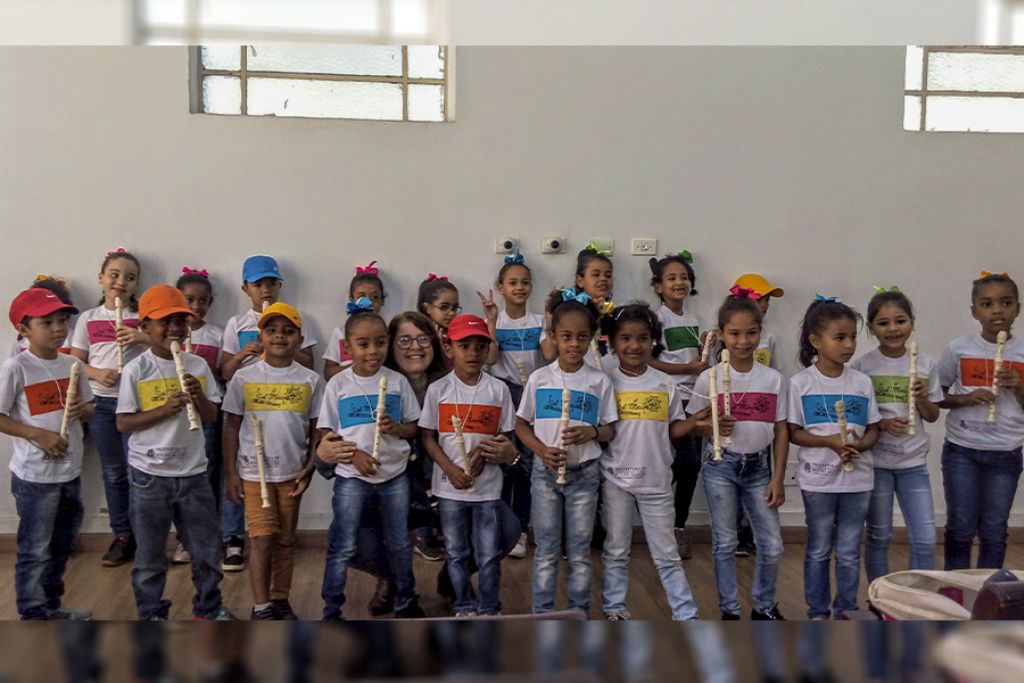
[1,46,1022,532]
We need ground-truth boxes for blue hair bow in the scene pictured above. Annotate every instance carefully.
[346,297,375,315]
[561,289,591,305]
[815,293,839,303]
[504,249,525,265]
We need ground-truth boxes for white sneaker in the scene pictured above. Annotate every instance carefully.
[509,532,528,559]
[171,542,191,564]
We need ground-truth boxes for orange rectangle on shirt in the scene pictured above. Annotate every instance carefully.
[25,378,70,416]
[960,358,1024,387]
[438,404,503,436]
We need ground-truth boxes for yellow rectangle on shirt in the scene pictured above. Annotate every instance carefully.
[138,377,207,412]
[615,391,669,421]
[243,383,312,413]
[754,348,771,367]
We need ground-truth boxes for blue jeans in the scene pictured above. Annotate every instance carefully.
[701,448,784,615]
[941,440,1023,570]
[210,418,246,541]
[11,474,84,619]
[865,464,936,583]
[322,474,416,619]
[531,457,600,613]
[90,396,132,537]
[438,499,504,615]
[128,467,224,619]
[861,621,925,680]
[801,489,871,619]
[601,478,698,620]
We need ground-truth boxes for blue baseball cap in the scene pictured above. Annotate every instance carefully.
[242,255,282,283]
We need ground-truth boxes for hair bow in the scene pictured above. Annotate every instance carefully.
[729,285,760,300]
[106,247,127,256]
[181,267,209,278]
[504,249,525,265]
[673,250,694,264]
[561,288,591,305]
[426,273,448,282]
[583,241,612,256]
[346,297,375,315]
[980,271,1009,279]
[356,260,379,275]
[872,284,900,295]
[815,293,839,303]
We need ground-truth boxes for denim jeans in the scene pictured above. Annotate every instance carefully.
[207,415,245,541]
[671,430,701,528]
[11,474,84,619]
[601,478,698,620]
[322,474,416,619]
[801,489,871,619]
[941,440,1023,570]
[438,498,504,615]
[500,379,532,529]
[861,621,924,680]
[864,464,936,583]
[531,457,601,613]
[128,467,224,619]
[701,447,784,615]
[90,395,132,537]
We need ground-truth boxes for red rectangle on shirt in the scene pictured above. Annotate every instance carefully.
[86,318,140,344]
[960,357,1024,387]
[24,378,70,416]
[438,404,503,436]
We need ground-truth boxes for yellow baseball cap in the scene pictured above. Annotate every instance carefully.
[734,273,784,298]
[258,302,302,330]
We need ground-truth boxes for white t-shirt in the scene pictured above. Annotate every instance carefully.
[0,351,94,483]
[787,365,882,493]
[71,305,143,397]
[754,330,778,370]
[516,361,618,467]
[221,308,318,371]
[655,304,703,386]
[10,334,72,358]
[419,371,517,502]
[687,360,787,456]
[188,322,225,376]
[222,360,324,482]
[938,333,1024,451]
[318,366,420,484]
[116,349,222,477]
[603,366,685,493]
[490,310,547,386]
[852,347,945,469]
[322,326,353,367]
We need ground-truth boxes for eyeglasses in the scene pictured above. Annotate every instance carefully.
[396,334,434,350]
[432,303,463,314]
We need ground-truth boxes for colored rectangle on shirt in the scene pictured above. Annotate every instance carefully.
[438,404,504,435]
[237,330,259,349]
[870,375,915,404]
[960,357,1024,387]
[495,327,542,352]
[337,394,401,428]
[754,348,771,367]
[86,318,139,345]
[800,394,869,426]
[338,340,352,362]
[615,391,669,422]
[664,325,700,351]
[535,388,600,426]
[137,376,207,412]
[724,392,778,423]
[243,383,312,413]
[24,378,70,416]
[192,344,219,373]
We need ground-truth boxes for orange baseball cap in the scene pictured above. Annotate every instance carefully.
[258,302,302,330]
[138,285,193,321]
[734,273,784,298]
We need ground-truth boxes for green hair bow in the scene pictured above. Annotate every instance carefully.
[584,241,612,256]
[672,250,693,264]
[872,285,901,295]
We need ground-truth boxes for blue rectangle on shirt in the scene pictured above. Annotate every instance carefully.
[338,394,401,429]
[237,330,259,349]
[535,388,599,426]
[495,327,542,352]
[800,394,869,426]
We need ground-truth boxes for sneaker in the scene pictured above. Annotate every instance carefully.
[272,599,298,621]
[721,612,741,621]
[196,606,238,621]
[395,601,426,619]
[674,527,692,561]
[250,604,276,620]
[45,605,92,620]
[171,542,191,564]
[751,604,786,621]
[221,537,244,572]
[412,534,445,561]
[606,610,630,621]
[101,535,135,567]
[509,533,528,559]
[368,579,395,616]
[454,611,477,618]
[735,541,755,558]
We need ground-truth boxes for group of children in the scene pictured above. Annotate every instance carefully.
[1,244,1022,623]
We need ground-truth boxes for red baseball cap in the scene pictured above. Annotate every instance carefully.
[9,288,78,329]
[445,314,493,342]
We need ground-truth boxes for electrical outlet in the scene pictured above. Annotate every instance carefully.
[495,237,518,254]
[587,238,614,255]
[541,236,567,254]
[630,238,658,255]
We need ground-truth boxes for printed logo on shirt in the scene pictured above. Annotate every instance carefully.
[495,327,542,352]
[145,446,188,462]
[869,375,931,404]
[337,394,401,428]
[958,417,999,435]
[137,376,208,412]
[959,358,1024,387]
[664,325,700,352]
[24,378,71,416]
[754,348,772,367]
[438,403,504,435]
[191,344,219,373]
[615,391,669,422]
[535,388,600,426]
[86,318,139,345]
[610,465,647,481]
[237,330,259,349]
[722,392,778,423]
[799,394,869,426]
[243,383,312,413]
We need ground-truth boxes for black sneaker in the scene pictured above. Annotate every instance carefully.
[751,604,786,621]
[368,579,395,616]
[721,612,741,621]
[395,600,426,619]
[735,540,756,557]
[272,599,298,620]
[412,534,445,561]
[250,604,276,620]
[221,536,245,572]
[101,535,135,567]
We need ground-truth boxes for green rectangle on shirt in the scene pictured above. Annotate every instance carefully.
[664,325,700,351]
[871,375,928,404]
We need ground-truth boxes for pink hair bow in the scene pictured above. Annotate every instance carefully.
[356,260,380,275]
[181,267,209,278]
[729,285,760,300]
[106,247,127,256]
[427,273,448,282]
